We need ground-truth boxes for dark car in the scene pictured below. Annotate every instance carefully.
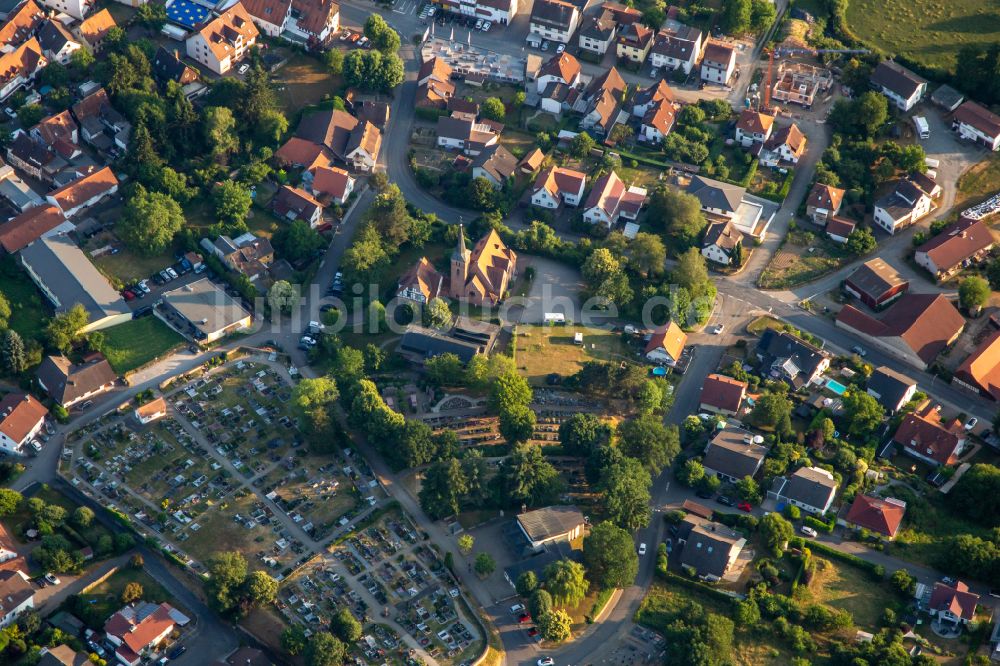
[168,645,187,660]
[695,489,714,500]
[716,495,735,507]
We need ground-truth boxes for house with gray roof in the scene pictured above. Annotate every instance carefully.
[676,515,746,581]
[767,466,838,515]
[702,425,767,483]
[866,365,917,414]
[20,235,130,332]
[516,505,585,550]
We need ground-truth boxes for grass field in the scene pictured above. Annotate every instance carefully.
[82,567,178,623]
[275,52,342,117]
[0,255,49,343]
[844,0,1000,70]
[100,317,185,374]
[514,325,634,384]
[797,557,890,630]
[957,155,1000,206]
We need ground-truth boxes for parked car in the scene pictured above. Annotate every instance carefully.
[167,645,187,660]
[44,573,60,585]
[638,543,647,555]
[537,659,554,666]
[482,20,491,30]
[851,345,867,357]
[695,489,714,500]
[800,526,818,538]
[165,267,179,280]
[527,628,539,637]
[518,613,531,624]
[711,324,724,335]
[475,18,483,29]
[737,502,753,513]
[556,43,565,53]
[29,440,42,453]
[122,290,135,301]
[964,417,978,431]
[509,603,525,615]
[716,495,735,507]
[541,40,550,51]
[238,63,250,74]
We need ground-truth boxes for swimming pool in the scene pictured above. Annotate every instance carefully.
[825,379,847,395]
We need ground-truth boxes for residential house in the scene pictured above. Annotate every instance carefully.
[873,175,938,234]
[185,3,259,75]
[0,0,44,49]
[272,185,323,227]
[530,166,586,208]
[471,143,518,188]
[20,234,131,331]
[928,581,979,628]
[870,60,927,112]
[0,570,34,627]
[158,278,252,344]
[685,175,770,239]
[735,110,774,148]
[582,170,646,227]
[577,9,616,56]
[529,0,580,43]
[36,353,116,409]
[649,24,703,75]
[436,115,500,156]
[755,328,831,388]
[631,79,674,117]
[0,204,69,253]
[844,258,909,309]
[756,123,806,166]
[701,219,744,266]
[415,77,455,110]
[953,329,1000,401]
[639,98,676,143]
[579,66,626,136]
[602,2,641,25]
[418,56,452,86]
[991,620,1000,662]
[915,217,996,280]
[45,166,118,218]
[835,293,965,370]
[698,373,747,416]
[305,164,354,205]
[516,505,585,551]
[824,217,856,244]
[615,22,652,63]
[806,182,845,224]
[38,645,91,666]
[37,0,90,20]
[767,466,838,515]
[676,515,746,581]
[433,0,518,24]
[71,87,131,151]
[0,393,47,455]
[866,365,918,414]
[36,19,80,65]
[535,51,581,94]
[952,101,1000,151]
[397,257,444,304]
[200,233,274,282]
[134,397,167,425]
[104,603,177,666]
[30,110,80,161]
[75,8,116,52]
[0,38,45,101]
[518,147,545,175]
[0,164,43,211]
[842,494,906,539]
[280,108,382,172]
[450,226,517,305]
[892,404,969,466]
[700,42,735,84]
[152,47,199,87]
[644,321,687,365]
[241,0,292,37]
[703,425,766,483]
[931,84,964,112]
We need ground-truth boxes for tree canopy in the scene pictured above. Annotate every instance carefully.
[582,521,639,588]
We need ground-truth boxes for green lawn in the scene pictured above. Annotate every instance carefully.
[957,155,1000,207]
[80,567,180,627]
[99,317,185,374]
[514,325,634,385]
[0,254,49,343]
[844,0,1000,70]
[795,557,895,630]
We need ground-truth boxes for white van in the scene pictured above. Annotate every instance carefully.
[913,115,930,139]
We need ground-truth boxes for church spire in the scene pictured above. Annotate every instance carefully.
[453,223,471,262]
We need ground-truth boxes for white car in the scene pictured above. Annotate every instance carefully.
[475,18,483,29]
[238,63,250,75]
[482,20,491,30]
[538,659,554,666]
[638,543,647,556]
[44,573,60,585]
[30,440,42,453]
[711,324,724,335]
[510,603,525,615]
[556,43,565,53]
[800,526,818,538]
[964,417,978,431]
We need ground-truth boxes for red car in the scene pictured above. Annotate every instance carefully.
[518,614,531,624]
[738,502,753,512]
[527,628,539,637]
[122,290,135,301]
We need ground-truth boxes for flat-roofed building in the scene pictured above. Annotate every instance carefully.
[516,505,585,550]
[157,278,252,344]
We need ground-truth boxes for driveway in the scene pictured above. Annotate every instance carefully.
[510,256,584,325]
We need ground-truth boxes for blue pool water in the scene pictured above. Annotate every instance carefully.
[651,367,667,376]
[167,0,210,29]
[825,379,847,395]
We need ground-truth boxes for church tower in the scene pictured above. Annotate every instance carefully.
[450,224,471,298]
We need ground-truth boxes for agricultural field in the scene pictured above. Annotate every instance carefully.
[99,317,185,374]
[514,325,635,385]
[844,0,1000,71]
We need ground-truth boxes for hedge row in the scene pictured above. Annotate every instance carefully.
[803,515,835,533]
[792,538,885,580]
[660,570,741,607]
[585,588,615,624]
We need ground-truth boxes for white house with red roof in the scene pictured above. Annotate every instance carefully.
[530,166,586,208]
[582,171,646,227]
[0,393,48,455]
[952,101,1000,151]
[841,494,906,539]
[645,321,687,365]
[929,581,979,628]
[105,602,180,666]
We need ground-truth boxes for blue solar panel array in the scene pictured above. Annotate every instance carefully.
[166,0,210,29]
